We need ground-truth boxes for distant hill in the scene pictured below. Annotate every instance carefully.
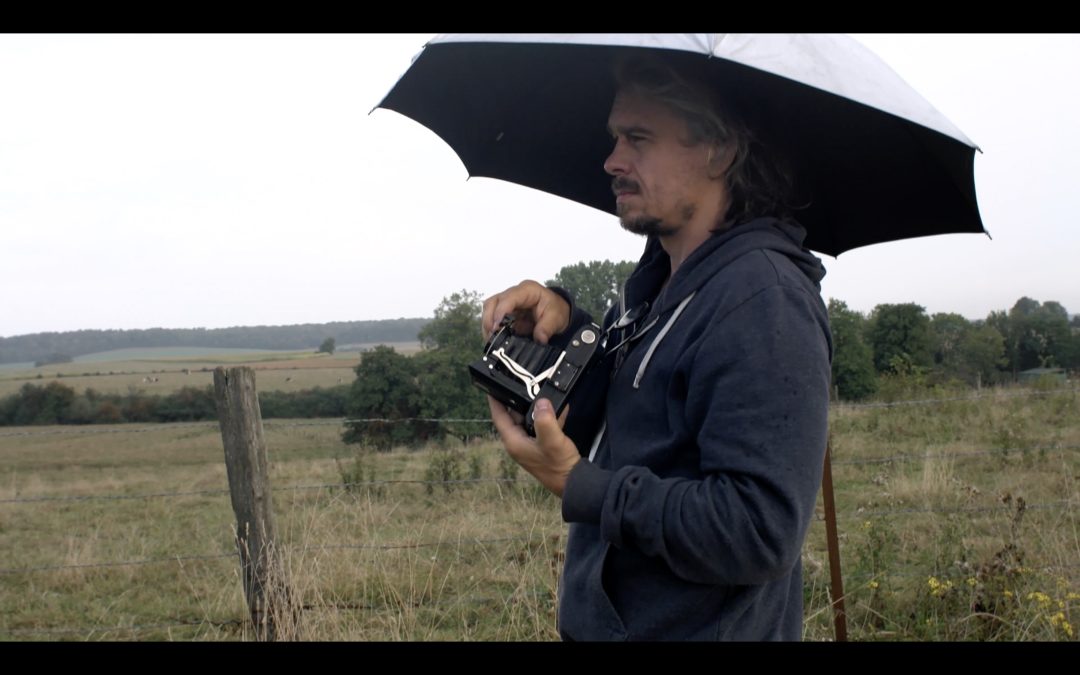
[0,318,430,365]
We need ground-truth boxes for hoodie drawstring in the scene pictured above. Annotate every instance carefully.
[633,291,696,389]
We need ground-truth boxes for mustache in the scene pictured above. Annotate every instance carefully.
[612,177,640,195]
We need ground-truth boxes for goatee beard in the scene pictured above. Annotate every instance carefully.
[618,199,697,238]
[620,215,679,238]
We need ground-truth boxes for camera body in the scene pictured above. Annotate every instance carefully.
[469,316,604,436]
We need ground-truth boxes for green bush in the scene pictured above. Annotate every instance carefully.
[424,449,463,495]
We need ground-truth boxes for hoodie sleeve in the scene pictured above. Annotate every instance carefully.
[562,281,832,586]
[545,286,595,348]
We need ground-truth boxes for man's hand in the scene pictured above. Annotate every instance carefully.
[482,281,571,345]
[488,396,580,497]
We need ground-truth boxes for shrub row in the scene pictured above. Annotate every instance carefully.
[0,381,349,426]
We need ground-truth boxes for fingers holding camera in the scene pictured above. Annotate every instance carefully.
[482,280,570,345]
[487,396,579,498]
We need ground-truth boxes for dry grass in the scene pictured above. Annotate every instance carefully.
[0,421,562,641]
[802,383,1079,641]
[1,382,1077,641]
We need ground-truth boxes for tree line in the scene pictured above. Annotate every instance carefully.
[0,318,429,366]
[830,296,1079,400]
[3,259,1075,432]
[341,262,1079,451]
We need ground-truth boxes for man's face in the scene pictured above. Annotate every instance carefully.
[604,89,718,238]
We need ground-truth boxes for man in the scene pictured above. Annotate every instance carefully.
[482,54,832,641]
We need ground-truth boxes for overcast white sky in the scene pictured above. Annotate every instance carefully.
[1,34,1077,338]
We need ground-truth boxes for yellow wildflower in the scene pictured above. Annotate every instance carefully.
[928,576,952,598]
[1003,590,1014,599]
[966,577,977,587]
[1049,612,1073,636]
[867,580,880,590]
[1067,592,1080,601]
[1027,591,1052,606]
[862,521,872,530]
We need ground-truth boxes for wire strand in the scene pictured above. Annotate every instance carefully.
[0,617,243,637]
[0,552,235,576]
[831,445,1080,466]
[834,499,1074,520]
[832,386,1076,410]
[0,535,546,575]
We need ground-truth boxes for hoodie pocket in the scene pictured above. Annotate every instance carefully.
[559,530,629,641]
[596,544,630,640]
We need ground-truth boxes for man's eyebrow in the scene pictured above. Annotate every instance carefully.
[608,124,651,138]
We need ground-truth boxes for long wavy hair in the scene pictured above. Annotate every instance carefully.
[613,53,801,228]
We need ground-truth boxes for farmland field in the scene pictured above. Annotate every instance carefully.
[0,381,1077,641]
[0,342,422,399]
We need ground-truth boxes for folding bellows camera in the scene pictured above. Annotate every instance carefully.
[469,316,604,436]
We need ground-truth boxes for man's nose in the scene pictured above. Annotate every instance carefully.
[604,140,628,176]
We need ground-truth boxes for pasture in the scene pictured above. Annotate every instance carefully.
[0,343,422,399]
[0,381,1076,641]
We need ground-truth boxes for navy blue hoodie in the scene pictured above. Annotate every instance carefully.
[556,218,832,641]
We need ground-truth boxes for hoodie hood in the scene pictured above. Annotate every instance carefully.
[626,218,826,320]
[613,217,827,390]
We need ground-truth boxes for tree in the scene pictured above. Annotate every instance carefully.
[827,299,876,400]
[957,323,1007,385]
[546,260,637,320]
[414,348,489,444]
[317,337,336,355]
[868,303,934,374]
[930,312,972,381]
[344,291,488,450]
[418,290,485,354]
[1058,331,1080,372]
[342,345,433,451]
[999,297,1073,372]
[1024,300,1071,369]
[986,309,1015,372]
[415,290,488,444]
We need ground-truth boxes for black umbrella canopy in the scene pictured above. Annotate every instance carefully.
[377,36,986,257]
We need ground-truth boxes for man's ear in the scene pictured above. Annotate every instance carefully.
[706,143,736,179]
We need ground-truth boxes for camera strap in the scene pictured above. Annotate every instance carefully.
[604,301,658,372]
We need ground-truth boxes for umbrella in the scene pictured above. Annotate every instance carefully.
[375,33,987,257]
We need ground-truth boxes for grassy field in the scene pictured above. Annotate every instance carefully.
[0,382,1076,641]
[0,342,422,399]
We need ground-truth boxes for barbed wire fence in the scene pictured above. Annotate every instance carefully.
[2,382,1074,439]
[1,381,1076,639]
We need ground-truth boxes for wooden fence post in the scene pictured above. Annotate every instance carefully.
[821,436,847,641]
[213,366,296,641]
